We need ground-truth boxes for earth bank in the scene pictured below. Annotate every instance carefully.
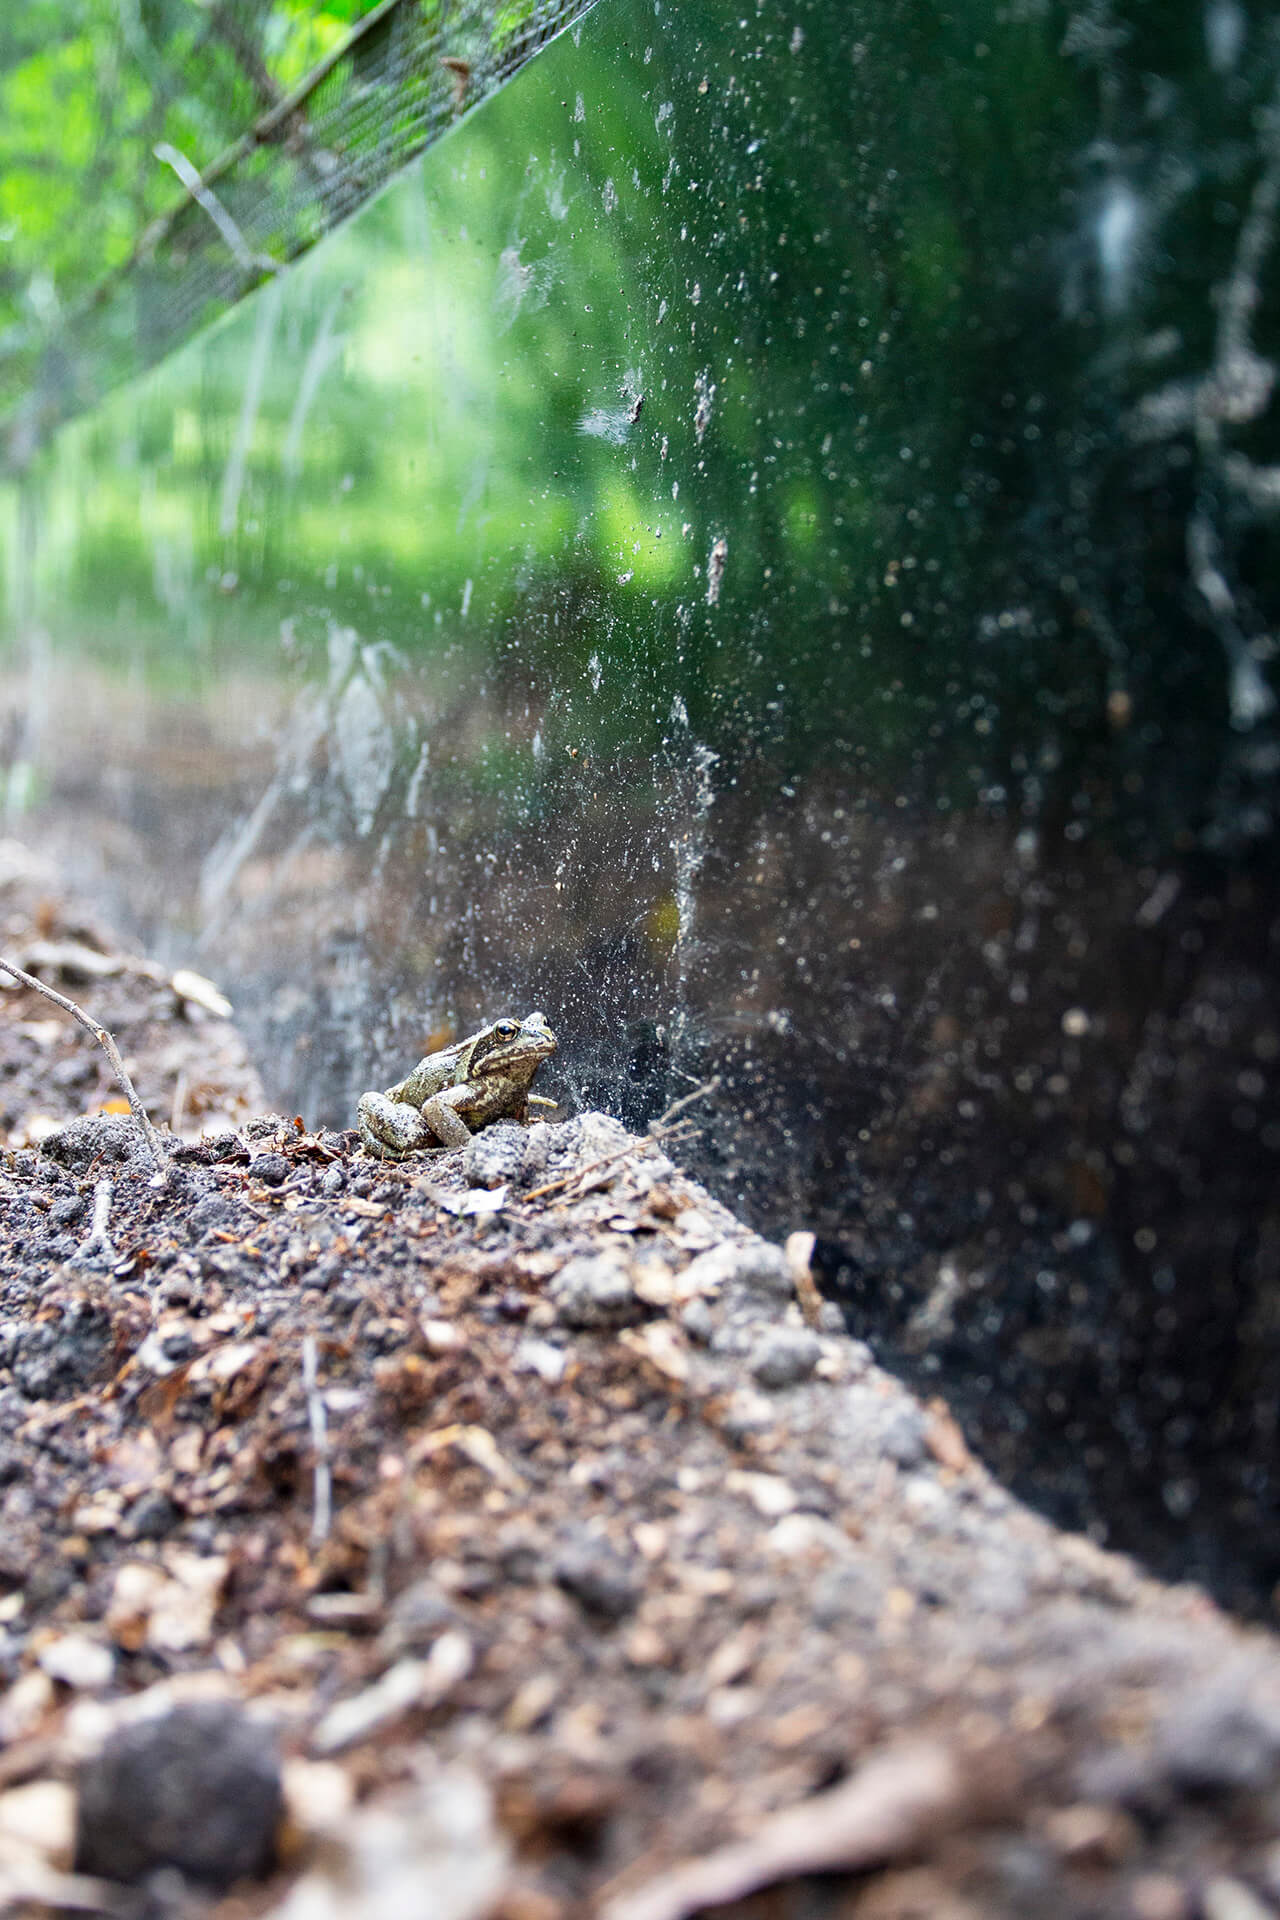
[0,839,1278,1920]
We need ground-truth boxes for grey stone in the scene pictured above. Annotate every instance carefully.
[554,1535,640,1619]
[187,1193,241,1240]
[548,1254,640,1329]
[463,1121,528,1190]
[683,1239,792,1303]
[7,1303,112,1401]
[1157,1672,1280,1795]
[749,1325,822,1389]
[249,1152,290,1187]
[679,1297,715,1345]
[881,1403,928,1468]
[126,1491,178,1541]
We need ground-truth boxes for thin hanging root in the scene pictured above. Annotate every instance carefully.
[0,955,167,1175]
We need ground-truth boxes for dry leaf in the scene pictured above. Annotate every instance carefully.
[171,967,233,1018]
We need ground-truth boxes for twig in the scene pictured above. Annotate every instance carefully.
[785,1230,825,1331]
[524,1115,702,1204]
[653,1075,722,1129]
[302,1335,332,1545]
[0,955,167,1174]
[154,141,281,277]
[74,1177,117,1266]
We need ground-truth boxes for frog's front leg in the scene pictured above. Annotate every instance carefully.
[357,1090,434,1160]
[418,1083,479,1150]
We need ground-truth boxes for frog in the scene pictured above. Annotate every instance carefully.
[357,1011,558,1160]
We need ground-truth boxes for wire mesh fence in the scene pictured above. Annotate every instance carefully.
[2,0,597,468]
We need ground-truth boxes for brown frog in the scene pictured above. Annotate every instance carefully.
[357,1011,557,1159]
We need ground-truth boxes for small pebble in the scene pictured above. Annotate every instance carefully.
[521,1120,551,1179]
[250,1153,290,1187]
[1156,1676,1280,1794]
[126,1490,178,1540]
[514,1338,567,1384]
[1200,1879,1273,1920]
[1041,1802,1136,1866]
[750,1325,822,1389]
[680,1297,715,1345]
[901,1474,948,1524]
[548,1254,641,1329]
[320,1164,346,1196]
[880,1403,928,1469]
[554,1537,640,1619]
[1127,1876,1189,1920]
[421,1318,461,1355]
[718,1387,776,1441]
[681,1239,792,1301]
[38,1633,114,1692]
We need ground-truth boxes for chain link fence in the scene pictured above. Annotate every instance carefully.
[3,0,597,468]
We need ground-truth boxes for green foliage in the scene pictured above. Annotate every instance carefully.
[0,2,385,392]
[8,0,1263,842]
[10,0,1095,805]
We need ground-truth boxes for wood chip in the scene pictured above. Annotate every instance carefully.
[599,1743,964,1920]
[785,1231,825,1329]
[311,1633,473,1755]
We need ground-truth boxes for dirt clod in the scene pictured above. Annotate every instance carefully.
[75,1699,283,1887]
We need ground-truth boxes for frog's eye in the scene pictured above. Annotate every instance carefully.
[494,1019,519,1038]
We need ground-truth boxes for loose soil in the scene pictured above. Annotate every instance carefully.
[2,837,1280,1920]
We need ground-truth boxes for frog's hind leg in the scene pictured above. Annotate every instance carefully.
[418,1092,475,1150]
[357,1091,433,1160]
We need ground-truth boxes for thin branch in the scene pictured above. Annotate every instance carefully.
[153,142,280,278]
[75,1177,118,1266]
[653,1076,722,1129]
[0,955,167,1173]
